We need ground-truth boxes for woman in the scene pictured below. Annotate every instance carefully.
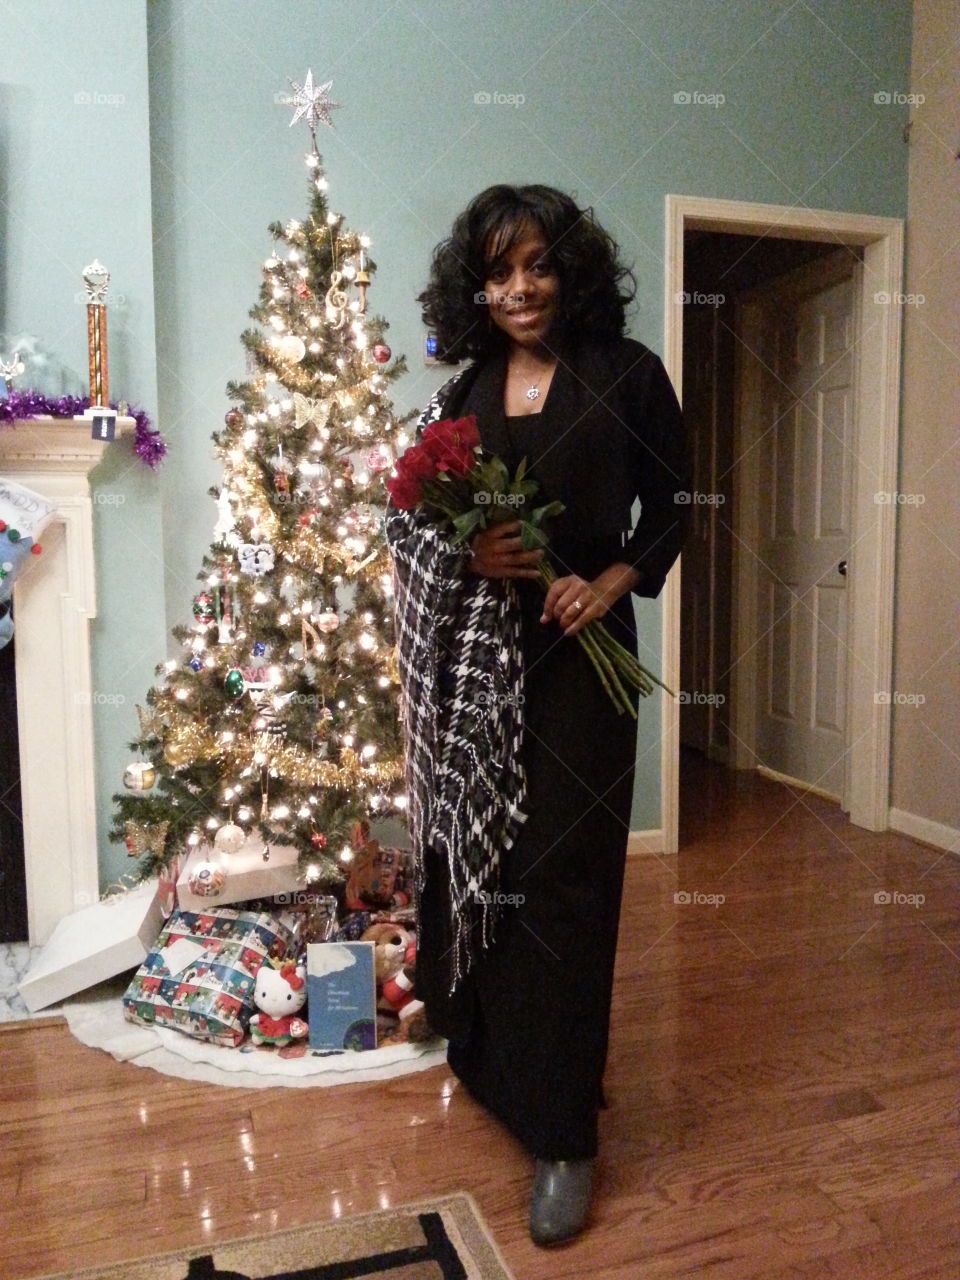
[385,185,689,1246]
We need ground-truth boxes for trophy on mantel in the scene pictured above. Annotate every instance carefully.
[82,259,110,407]
[81,259,119,440]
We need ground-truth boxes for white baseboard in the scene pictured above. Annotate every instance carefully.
[627,829,669,855]
[888,807,960,854]
[630,810,958,859]
[755,764,841,803]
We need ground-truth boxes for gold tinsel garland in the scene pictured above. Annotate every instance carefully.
[287,527,391,578]
[163,721,403,788]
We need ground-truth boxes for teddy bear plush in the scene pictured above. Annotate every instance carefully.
[360,922,415,986]
[359,923,433,1041]
[370,936,435,1047]
[248,959,308,1047]
[380,937,417,1013]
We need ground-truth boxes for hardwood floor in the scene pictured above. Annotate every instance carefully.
[1,753,956,1278]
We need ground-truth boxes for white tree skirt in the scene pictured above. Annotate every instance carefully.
[62,981,448,1089]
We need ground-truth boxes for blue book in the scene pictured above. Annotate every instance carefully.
[307,941,377,1052]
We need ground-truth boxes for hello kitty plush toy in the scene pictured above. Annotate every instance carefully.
[249,960,308,1047]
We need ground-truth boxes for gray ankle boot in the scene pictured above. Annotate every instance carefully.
[528,1157,595,1246]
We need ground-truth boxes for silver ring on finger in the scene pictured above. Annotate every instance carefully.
[572,599,583,612]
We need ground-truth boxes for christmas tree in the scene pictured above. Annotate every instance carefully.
[111,72,414,890]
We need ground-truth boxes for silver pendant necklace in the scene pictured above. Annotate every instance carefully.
[514,366,545,401]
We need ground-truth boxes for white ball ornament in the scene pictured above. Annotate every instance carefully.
[214,822,246,855]
[123,761,156,791]
[187,861,226,898]
[274,334,306,363]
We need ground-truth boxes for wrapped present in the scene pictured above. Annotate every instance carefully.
[334,904,418,944]
[122,904,300,1046]
[334,909,376,942]
[344,821,413,909]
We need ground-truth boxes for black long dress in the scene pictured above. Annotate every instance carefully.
[416,362,644,1161]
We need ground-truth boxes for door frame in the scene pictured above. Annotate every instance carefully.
[661,195,904,848]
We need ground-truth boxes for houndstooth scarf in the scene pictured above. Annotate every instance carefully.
[384,372,527,994]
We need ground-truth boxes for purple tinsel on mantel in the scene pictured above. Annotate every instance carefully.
[0,388,167,469]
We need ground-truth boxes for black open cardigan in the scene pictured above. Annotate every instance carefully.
[428,335,690,599]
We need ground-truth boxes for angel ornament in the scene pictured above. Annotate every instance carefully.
[214,488,237,542]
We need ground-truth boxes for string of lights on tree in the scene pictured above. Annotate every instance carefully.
[111,71,416,887]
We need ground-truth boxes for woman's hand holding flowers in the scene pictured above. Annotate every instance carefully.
[469,520,543,580]
[541,563,642,637]
[387,415,668,714]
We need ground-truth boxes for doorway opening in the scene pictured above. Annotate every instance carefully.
[660,197,904,852]
[682,232,859,793]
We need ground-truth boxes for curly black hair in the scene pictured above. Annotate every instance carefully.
[417,184,636,364]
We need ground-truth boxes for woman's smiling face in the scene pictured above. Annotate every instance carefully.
[483,221,559,350]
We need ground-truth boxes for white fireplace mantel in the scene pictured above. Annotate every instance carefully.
[0,415,134,944]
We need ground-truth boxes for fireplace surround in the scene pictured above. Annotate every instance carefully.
[0,416,133,944]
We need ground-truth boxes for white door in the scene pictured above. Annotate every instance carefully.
[736,250,858,800]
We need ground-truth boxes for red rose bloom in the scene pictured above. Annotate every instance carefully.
[420,414,480,477]
[387,416,480,507]
[385,474,418,509]
[398,447,436,480]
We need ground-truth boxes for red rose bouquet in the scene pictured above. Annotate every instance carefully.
[387,414,669,716]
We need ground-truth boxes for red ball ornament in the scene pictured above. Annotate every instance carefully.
[224,408,243,429]
[371,342,391,364]
[192,592,216,629]
[30,543,42,556]
[310,831,327,849]
[295,280,311,299]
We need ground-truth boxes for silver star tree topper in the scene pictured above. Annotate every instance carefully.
[288,69,340,132]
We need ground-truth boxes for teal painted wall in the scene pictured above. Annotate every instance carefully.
[148,0,912,834]
[0,1,165,891]
[3,1,913,882]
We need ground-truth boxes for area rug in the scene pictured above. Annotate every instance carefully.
[39,1193,515,1279]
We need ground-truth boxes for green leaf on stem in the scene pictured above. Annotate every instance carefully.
[519,520,550,551]
[450,507,485,543]
[530,499,565,525]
